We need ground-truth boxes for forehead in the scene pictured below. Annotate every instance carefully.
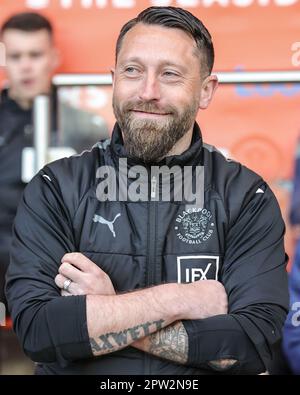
[118,23,199,67]
[2,29,52,51]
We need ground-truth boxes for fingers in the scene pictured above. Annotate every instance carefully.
[55,273,84,296]
[59,261,83,283]
[55,273,69,289]
[55,273,75,294]
[61,253,99,272]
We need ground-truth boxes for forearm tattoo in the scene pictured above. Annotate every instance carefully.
[148,321,188,364]
[90,319,164,356]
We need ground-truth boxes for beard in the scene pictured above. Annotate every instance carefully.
[112,97,198,164]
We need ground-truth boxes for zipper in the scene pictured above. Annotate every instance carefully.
[150,176,157,199]
[144,174,158,374]
[148,175,157,285]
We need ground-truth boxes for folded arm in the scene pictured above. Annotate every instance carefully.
[57,253,234,369]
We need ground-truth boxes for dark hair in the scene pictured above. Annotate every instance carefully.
[1,12,53,37]
[116,6,214,74]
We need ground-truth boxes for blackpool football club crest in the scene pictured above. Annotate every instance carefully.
[174,207,214,244]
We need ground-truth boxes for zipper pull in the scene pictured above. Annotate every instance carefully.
[151,176,157,199]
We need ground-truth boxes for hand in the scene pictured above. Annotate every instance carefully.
[55,252,116,296]
[178,280,228,320]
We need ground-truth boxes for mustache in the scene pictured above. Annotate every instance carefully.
[123,100,176,115]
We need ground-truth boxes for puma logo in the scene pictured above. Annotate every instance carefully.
[93,213,121,238]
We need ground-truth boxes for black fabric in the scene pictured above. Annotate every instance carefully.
[5,123,289,374]
[0,90,31,307]
[0,88,57,308]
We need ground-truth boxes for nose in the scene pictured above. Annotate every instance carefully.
[138,72,161,102]
[19,56,32,73]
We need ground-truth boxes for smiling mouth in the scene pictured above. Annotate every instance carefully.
[131,110,171,117]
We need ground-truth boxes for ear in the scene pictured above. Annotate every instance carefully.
[199,75,218,110]
[110,68,115,88]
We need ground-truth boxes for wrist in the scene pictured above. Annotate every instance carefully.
[152,283,185,321]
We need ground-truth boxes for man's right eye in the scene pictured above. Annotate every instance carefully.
[125,67,135,73]
[8,54,20,61]
[124,66,140,77]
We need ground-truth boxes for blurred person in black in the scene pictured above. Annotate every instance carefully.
[6,7,289,375]
[0,12,108,314]
[0,12,59,311]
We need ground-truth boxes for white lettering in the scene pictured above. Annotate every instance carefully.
[202,0,229,6]
[112,0,136,7]
[233,0,253,6]
[191,268,203,281]
[151,0,172,5]
[26,0,300,8]
[257,0,270,4]
[96,165,117,201]
[61,0,72,7]
[81,0,107,8]
[275,0,297,5]
[292,42,300,67]
[202,230,213,241]
[26,0,49,8]
[185,268,190,282]
[177,0,199,6]
[127,165,149,202]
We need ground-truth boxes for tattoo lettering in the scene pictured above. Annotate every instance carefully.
[148,321,188,364]
[128,325,141,341]
[89,334,114,353]
[90,319,165,356]
[90,338,101,354]
[140,321,152,336]
[110,330,128,346]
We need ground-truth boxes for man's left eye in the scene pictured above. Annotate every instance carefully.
[164,71,177,76]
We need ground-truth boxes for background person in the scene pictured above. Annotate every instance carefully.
[0,11,107,312]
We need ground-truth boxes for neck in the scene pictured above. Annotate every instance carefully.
[8,87,51,110]
[166,127,194,157]
[9,94,32,110]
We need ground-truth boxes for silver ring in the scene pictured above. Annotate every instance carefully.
[63,278,72,292]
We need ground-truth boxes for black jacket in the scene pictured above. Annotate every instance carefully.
[0,90,32,304]
[0,87,105,306]
[5,123,289,375]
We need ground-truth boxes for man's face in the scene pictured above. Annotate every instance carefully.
[112,23,207,163]
[2,29,58,102]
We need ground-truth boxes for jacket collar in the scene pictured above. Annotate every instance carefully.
[110,122,203,168]
[0,87,58,129]
[0,88,31,114]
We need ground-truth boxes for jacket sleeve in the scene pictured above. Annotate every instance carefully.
[182,183,289,374]
[5,169,93,365]
[282,244,300,374]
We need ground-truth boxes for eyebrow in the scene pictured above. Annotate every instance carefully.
[119,57,189,73]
